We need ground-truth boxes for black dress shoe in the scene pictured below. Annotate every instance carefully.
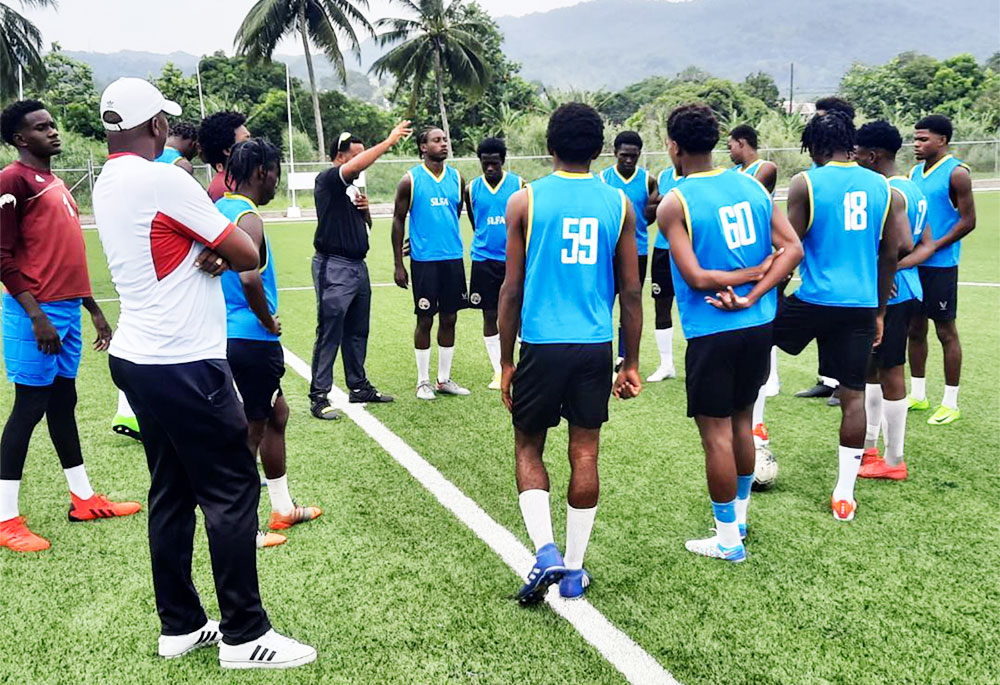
[349,386,394,403]
[794,381,835,398]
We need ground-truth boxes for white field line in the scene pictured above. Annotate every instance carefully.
[281,345,678,685]
[92,278,1000,303]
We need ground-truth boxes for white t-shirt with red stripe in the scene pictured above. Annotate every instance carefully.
[93,153,236,365]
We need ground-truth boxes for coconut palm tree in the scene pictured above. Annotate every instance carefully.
[235,0,373,160]
[370,0,491,141]
[1,0,55,100]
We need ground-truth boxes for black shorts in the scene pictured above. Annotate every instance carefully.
[469,259,505,311]
[411,258,469,316]
[917,266,958,322]
[873,299,918,369]
[773,295,876,391]
[650,248,674,300]
[614,254,648,296]
[227,339,285,421]
[512,342,613,433]
[685,323,772,418]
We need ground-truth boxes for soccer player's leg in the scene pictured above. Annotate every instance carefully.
[558,342,613,598]
[0,384,52,552]
[823,308,877,521]
[435,259,471,396]
[112,390,142,441]
[647,248,676,382]
[862,356,884,465]
[262,396,321,531]
[411,260,438,400]
[511,343,569,605]
[927,267,961,425]
[906,267,933,411]
[470,259,504,389]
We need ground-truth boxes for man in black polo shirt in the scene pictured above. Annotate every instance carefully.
[309,121,411,419]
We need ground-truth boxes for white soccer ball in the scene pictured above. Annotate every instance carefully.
[752,446,778,491]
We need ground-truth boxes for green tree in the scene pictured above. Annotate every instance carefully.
[742,71,781,110]
[1,0,54,101]
[235,0,374,161]
[154,62,201,121]
[370,0,493,141]
[986,51,1000,73]
[26,43,103,138]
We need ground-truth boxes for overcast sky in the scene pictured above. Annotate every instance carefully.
[18,0,596,55]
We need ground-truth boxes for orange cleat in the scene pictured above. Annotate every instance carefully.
[752,422,769,444]
[831,497,857,522]
[859,459,908,480]
[256,531,287,548]
[68,493,142,522]
[0,517,51,552]
[861,447,881,466]
[269,505,322,531]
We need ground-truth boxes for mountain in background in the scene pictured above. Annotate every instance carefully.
[63,0,997,103]
[492,0,999,93]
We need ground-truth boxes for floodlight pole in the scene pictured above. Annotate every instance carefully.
[787,63,794,115]
[285,62,301,218]
[196,60,210,185]
[18,65,23,100]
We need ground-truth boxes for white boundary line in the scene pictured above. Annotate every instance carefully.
[281,345,678,685]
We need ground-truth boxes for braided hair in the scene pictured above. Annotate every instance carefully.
[801,111,855,159]
[225,138,282,190]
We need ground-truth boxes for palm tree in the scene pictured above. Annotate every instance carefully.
[1,0,55,100]
[370,0,491,141]
[235,0,373,160]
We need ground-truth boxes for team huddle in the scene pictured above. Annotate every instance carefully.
[0,73,975,668]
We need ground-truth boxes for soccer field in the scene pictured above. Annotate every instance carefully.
[1,193,998,684]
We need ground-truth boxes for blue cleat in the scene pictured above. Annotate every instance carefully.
[558,568,592,599]
[739,523,747,540]
[517,543,566,605]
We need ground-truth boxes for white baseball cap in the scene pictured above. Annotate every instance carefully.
[100,77,181,131]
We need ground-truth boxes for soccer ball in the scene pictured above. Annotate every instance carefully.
[752,446,778,491]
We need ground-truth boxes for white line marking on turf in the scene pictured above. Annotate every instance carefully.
[281,345,678,685]
[92,278,1000,304]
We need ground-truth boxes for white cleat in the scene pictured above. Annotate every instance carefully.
[646,364,676,382]
[158,619,222,659]
[219,629,317,670]
[488,372,502,391]
[684,535,746,562]
[436,379,470,396]
[416,381,436,400]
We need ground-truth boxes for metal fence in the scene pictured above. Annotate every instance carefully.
[57,140,1000,213]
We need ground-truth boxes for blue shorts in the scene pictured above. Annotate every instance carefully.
[2,293,83,386]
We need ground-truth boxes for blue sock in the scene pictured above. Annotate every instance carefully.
[711,499,741,548]
[735,475,753,536]
[711,499,736,523]
[736,474,753,500]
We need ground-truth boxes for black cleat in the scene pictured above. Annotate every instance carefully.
[827,387,841,406]
[310,401,342,420]
[794,381,835,398]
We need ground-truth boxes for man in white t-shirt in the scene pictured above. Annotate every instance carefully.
[92,78,315,670]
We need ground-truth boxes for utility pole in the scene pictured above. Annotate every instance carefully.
[787,63,794,115]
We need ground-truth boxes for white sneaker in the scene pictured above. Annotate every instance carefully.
[646,364,676,382]
[416,381,436,400]
[219,629,317,670]
[158,619,221,658]
[436,379,470,396]
[684,535,746,562]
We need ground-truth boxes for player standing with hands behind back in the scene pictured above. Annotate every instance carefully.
[499,103,642,603]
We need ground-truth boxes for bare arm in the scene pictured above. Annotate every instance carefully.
[785,173,810,240]
[208,226,259,273]
[897,220,935,271]
[614,202,643,399]
[656,192,777,291]
[731,202,803,306]
[391,174,412,288]
[643,174,660,224]
[877,192,906,314]
[176,158,195,175]
[236,214,279,336]
[498,188,529,411]
[339,121,412,185]
[932,165,976,251]
[464,181,475,232]
[756,161,778,195]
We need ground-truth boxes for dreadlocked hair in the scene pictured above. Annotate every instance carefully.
[801,111,856,158]
[225,138,282,190]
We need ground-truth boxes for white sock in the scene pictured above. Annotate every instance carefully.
[864,383,884,448]
[63,464,94,499]
[564,504,597,570]
[116,390,135,418]
[883,398,909,466]
[654,327,673,368]
[437,345,455,383]
[415,347,431,385]
[518,489,554,552]
[0,480,20,522]
[833,445,862,503]
[821,376,839,389]
[942,384,959,410]
[752,385,766,427]
[767,346,779,386]
[266,474,294,515]
[910,376,926,401]
[483,334,501,375]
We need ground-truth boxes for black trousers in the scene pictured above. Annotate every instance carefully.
[310,253,371,402]
[110,356,269,645]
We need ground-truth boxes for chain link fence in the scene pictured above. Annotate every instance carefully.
[64,140,1000,214]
